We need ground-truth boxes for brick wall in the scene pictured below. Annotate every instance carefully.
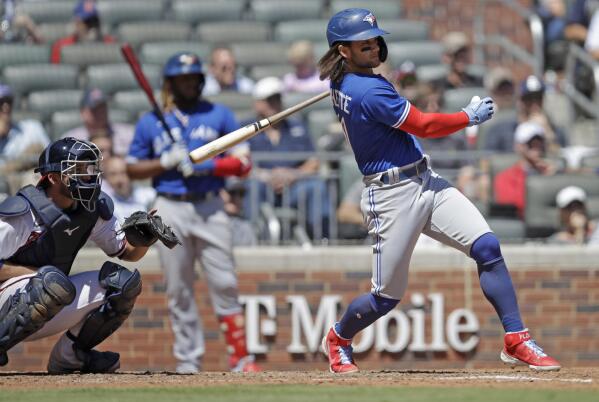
[4,247,599,372]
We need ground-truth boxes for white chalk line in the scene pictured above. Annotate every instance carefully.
[434,375,593,384]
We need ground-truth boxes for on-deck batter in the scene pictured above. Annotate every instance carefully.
[126,52,259,373]
[319,8,561,374]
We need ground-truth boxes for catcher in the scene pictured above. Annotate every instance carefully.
[0,137,179,373]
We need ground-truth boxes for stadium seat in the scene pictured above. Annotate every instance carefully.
[307,109,338,144]
[37,23,71,44]
[196,22,271,43]
[274,19,329,43]
[249,64,293,81]
[330,0,402,18]
[27,89,83,123]
[525,174,599,237]
[205,91,254,112]
[60,44,123,68]
[250,0,323,22]
[416,64,448,83]
[171,0,246,25]
[112,89,161,116]
[339,154,362,200]
[3,64,78,95]
[12,109,43,123]
[86,63,161,95]
[140,42,212,65]
[378,20,430,42]
[51,108,132,139]
[16,1,77,24]
[387,41,443,68]
[117,21,192,46]
[231,42,289,67]
[0,45,50,70]
[97,0,165,30]
[487,218,525,243]
[442,87,488,113]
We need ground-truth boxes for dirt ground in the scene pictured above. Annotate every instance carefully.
[0,368,597,390]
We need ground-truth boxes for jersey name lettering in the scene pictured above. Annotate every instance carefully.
[331,89,352,114]
[189,125,219,141]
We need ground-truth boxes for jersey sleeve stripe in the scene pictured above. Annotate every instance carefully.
[392,102,411,129]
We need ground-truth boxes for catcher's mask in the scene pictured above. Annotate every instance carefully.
[35,137,103,212]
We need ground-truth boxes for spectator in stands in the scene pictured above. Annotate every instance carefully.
[483,75,567,154]
[89,130,113,166]
[244,77,330,239]
[203,45,254,96]
[282,40,330,93]
[548,185,596,244]
[102,155,156,221]
[484,67,515,112]
[221,178,258,247]
[536,0,569,70]
[433,31,483,91]
[63,88,134,157]
[51,0,115,64]
[494,121,558,219]
[0,84,49,174]
[564,0,594,45]
[584,7,599,59]
[0,0,43,43]
[394,61,419,103]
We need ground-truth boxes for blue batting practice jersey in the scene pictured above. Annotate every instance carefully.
[127,101,239,195]
[331,73,424,175]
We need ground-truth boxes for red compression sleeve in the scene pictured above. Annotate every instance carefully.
[213,156,252,177]
[398,105,469,138]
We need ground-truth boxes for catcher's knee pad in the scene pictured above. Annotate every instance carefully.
[70,262,142,351]
[0,266,75,361]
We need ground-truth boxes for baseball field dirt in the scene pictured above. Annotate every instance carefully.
[0,368,597,402]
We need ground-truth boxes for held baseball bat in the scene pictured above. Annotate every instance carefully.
[120,42,176,143]
[189,90,330,163]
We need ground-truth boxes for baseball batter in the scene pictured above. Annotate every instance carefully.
[126,52,259,373]
[319,9,561,373]
[0,137,154,373]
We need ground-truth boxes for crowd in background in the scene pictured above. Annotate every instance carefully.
[1,0,599,246]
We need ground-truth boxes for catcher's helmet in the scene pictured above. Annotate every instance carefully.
[326,8,388,62]
[35,137,103,212]
[163,52,204,77]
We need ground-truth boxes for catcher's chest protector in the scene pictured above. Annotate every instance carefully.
[7,185,113,275]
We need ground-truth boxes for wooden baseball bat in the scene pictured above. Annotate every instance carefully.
[189,91,330,163]
[120,43,176,143]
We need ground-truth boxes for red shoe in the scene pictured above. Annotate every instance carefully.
[501,329,561,371]
[230,355,261,373]
[321,327,359,374]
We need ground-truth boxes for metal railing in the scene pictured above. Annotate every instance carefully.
[563,42,599,123]
[475,0,545,77]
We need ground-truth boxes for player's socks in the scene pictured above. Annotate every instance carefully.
[335,293,399,339]
[471,233,524,333]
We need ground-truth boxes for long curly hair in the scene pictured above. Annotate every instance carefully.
[317,44,346,84]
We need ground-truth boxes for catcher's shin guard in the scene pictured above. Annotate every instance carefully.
[69,261,142,352]
[219,313,260,372]
[0,266,76,365]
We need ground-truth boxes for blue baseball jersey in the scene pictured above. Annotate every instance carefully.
[127,101,239,195]
[331,73,424,175]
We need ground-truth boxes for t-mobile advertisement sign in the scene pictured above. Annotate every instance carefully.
[239,293,480,355]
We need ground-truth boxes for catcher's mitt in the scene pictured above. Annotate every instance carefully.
[120,211,181,249]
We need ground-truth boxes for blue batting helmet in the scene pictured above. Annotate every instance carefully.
[326,8,388,61]
[163,52,204,77]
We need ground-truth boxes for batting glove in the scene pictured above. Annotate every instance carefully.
[462,96,495,126]
[160,142,189,170]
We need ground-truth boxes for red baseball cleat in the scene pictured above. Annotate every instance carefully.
[321,327,359,374]
[500,329,561,371]
[230,355,261,373]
